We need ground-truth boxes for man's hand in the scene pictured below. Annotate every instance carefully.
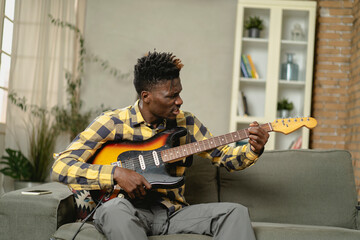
[248,121,269,154]
[113,167,152,199]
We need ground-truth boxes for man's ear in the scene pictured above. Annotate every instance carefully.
[141,90,151,104]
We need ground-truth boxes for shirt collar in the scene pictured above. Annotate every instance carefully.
[129,100,145,127]
[130,100,167,130]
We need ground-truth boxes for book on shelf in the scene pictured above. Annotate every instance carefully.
[237,91,249,116]
[240,60,250,78]
[241,54,252,78]
[247,54,259,79]
[243,54,253,78]
[240,54,259,79]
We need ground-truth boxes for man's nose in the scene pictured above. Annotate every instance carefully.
[175,95,183,106]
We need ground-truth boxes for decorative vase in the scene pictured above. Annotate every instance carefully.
[281,53,299,81]
[278,109,290,118]
[248,28,260,38]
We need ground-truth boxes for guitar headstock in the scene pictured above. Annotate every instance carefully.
[271,117,317,135]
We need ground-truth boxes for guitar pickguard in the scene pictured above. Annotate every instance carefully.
[111,148,184,188]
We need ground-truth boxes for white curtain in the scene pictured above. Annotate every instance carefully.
[2,0,78,191]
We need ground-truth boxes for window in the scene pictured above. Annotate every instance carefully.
[0,0,15,123]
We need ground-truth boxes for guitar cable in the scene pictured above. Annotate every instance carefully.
[70,192,108,240]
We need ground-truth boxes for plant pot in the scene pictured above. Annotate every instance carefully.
[248,28,260,38]
[278,109,291,119]
[14,180,43,190]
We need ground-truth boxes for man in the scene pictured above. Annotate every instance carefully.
[51,51,269,240]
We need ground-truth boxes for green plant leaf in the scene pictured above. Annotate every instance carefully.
[244,16,264,30]
[0,148,33,181]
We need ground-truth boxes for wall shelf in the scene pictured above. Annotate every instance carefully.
[229,0,316,150]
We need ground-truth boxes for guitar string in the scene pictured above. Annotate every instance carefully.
[112,119,310,170]
[121,132,246,171]
[121,123,277,169]
[123,129,251,170]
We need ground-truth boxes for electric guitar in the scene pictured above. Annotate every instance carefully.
[90,117,317,203]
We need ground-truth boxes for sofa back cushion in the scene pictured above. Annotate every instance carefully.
[219,149,358,229]
[184,155,219,204]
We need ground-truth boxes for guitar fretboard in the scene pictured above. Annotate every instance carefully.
[161,123,273,163]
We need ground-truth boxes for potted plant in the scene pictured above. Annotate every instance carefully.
[244,16,264,38]
[5,93,59,189]
[277,98,294,118]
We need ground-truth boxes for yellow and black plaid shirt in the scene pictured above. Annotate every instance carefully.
[51,100,260,213]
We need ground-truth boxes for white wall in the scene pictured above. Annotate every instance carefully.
[82,0,238,136]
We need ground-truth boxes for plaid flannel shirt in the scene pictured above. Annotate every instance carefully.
[51,100,260,213]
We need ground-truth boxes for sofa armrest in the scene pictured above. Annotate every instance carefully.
[0,182,75,240]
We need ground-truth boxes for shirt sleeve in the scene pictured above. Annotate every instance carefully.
[185,113,261,171]
[51,113,117,190]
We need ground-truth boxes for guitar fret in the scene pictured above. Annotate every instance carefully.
[239,129,248,139]
[232,132,240,141]
[172,148,179,158]
[209,138,215,148]
[200,141,207,151]
[206,139,212,149]
[225,133,232,144]
[194,142,200,152]
[182,146,188,156]
[220,135,226,145]
[230,132,235,142]
[214,136,221,146]
[190,144,195,153]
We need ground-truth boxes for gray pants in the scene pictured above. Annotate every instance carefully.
[93,198,256,240]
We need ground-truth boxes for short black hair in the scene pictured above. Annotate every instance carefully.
[133,51,183,95]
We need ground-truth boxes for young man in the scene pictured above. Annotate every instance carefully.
[51,51,269,240]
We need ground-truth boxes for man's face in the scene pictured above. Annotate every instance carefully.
[144,78,183,122]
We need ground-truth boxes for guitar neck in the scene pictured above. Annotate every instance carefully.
[161,122,273,163]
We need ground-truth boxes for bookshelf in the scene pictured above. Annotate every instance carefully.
[229,0,316,150]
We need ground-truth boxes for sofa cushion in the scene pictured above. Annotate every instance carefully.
[53,222,211,240]
[184,154,219,204]
[53,222,106,240]
[219,149,358,229]
[252,222,360,240]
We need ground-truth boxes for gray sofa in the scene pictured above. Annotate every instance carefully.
[1,149,359,240]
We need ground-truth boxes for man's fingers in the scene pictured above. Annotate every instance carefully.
[143,179,152,190]
[139,185,147,196]
[128,192,135,199]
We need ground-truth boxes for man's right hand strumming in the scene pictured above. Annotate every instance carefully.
[113,167,152,199]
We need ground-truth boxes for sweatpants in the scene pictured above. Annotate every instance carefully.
[93,198,256,240]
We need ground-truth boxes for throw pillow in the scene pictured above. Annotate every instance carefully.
[71,188,96,221]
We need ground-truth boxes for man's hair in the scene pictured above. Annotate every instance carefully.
[134,51,184,94]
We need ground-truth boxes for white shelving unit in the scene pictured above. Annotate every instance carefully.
[229,0,316,150]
